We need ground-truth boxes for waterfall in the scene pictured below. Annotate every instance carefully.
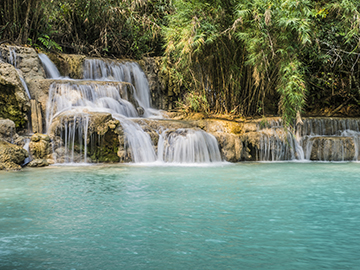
[298,118,360,137]
[0,46,17,67]
[38,54,61,78]
[9,47,17,68]
[118,117,157,163]
[258,129,300,161]
[22,138,32,165]
[256,120,304,161]
[43,56,222,164]
[46,83,138,131]
[258,118,360,162]
[0,47,31,99]
[17,71,31,99]
[299,118,360,161]
[83,59,153,113]
[52,113,90,163]
[158,129,222,163]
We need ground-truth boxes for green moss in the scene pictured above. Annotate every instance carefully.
[87,130,120,163]
[0,84,27,129]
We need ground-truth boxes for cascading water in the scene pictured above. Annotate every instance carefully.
[82,59,160,117]
[258,129,303,161]
[44,57,222,164]
[299,118,360,161]
[257,118,360,161]
[9,47,17,68]
[256,119,304,161]
[38,53,61,79]
[18,71,31,99]
[53,113,90,163]
[22,138,32,165]
[46,83,139,130]
[0,47,31,100]
[119,117,157,163]
[158,129,222,163]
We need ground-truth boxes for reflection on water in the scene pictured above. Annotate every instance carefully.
[0,163,360,269]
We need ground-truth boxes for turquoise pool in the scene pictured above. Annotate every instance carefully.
[1,163,359,269]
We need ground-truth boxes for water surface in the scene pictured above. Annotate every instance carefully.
[0,163,359,269]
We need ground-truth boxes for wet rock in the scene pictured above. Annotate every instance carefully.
[30,100,43,133]
[46,53,85,79]
[13,135,26,147]
[239,132,262,161]
[29,133,51,159]
[49,111,121,163]
[213,133,242,162]
[0,139,28,169]
[0,62,30,129]
[195,119,243,134]
[47,159,55,165]
[2,162,22,170]
[139,57,173,110]
[28,159,49,167]
[0,45,45,80]
[137,107,145,116]
[305,136,355,161]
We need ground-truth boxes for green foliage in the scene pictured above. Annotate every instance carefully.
[233,0,313,126]
[164,0,360,124]
[1,0,171,58]
[2,0,360,123]
[163,0,244,115]
[177,91,209,114]
[301,0,360,116]
[38,35,62,51]
[0,0,46,45]
[42,0,172,58]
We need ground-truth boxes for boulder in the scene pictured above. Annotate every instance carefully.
[213,133,242,162]
[0,45,46,81]
[28,159,49,167]
[49,111,121,163]
[46,53,85,79]
[0,119,16,142]
[0,139,28,170]
[29,133,52,159]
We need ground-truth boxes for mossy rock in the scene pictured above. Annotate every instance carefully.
[46,53,85,79]
[0,63,30,129]
[0,139,28,167]
[88,130,120,163]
